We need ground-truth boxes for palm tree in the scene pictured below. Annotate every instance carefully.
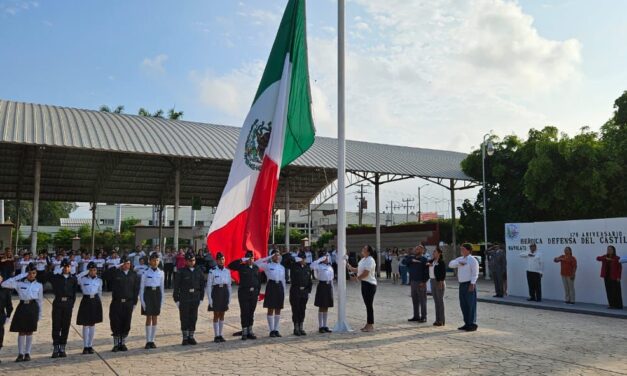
[168,107,184,120]
[99,105,124,114]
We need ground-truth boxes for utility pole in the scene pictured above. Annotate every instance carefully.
[386,201,400,225]
[417,183,429,223]
[400,198,415,223]
[353,183,370,225]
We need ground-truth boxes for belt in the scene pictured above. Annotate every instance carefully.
[320,280,332,284]
[20,300,34,304]
[214,284,226,288]
[89,294,97,299]
[188,288,195,293]
[57,297,72,302]
[115,298,130,303]
[299,286,305,290]
[146,287,159,291]
[268,280,281,284]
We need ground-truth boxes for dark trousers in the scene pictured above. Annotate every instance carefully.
[410,281,427,320]
[491,270,504,297]
[52,300,74,345]
[604,278,624,309]
[238,291,258,327]
[385,260,391,279]
[458,282,477,327]
[178,300,200,331]
[0,317,5,348]
[526,271,542,301]
[109,300,134,337]
[361,281,376,325]
[289,291,308,323]
[164,264,174,289]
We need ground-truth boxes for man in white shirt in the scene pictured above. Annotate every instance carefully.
[449,243,479,332]
[519,243,543,302]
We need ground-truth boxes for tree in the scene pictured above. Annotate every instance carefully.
[167,107,184,120]
[99,105,124,114]
[3,200,76,226]
[272,225,305,245]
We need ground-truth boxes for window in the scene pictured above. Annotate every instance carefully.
[194,220,205,226]
[168,220,183,226]
[99,219,114,226]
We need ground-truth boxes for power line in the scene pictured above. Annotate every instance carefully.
[400,197,415,223]
[352,183,370,225]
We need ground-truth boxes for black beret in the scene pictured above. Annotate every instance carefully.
[149,252,160,260]
[215,252,224,259]
[120,255,130,264]
[185,251,196,260]
[245,250,254,258]
[60,259,71,267]
[26,262,37,272]
[87,261,97,269]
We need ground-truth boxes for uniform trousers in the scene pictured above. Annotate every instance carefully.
[52,299,74,345]
[526,271,542,301]
[410,281,427,320]
[289,289,308,323]
[109,300,134,337]
[179,300,200,331]
[238,290,258,327]
[491,270,504,297]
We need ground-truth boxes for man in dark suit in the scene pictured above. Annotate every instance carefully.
[406,245,429,323]
[173,251,205,345]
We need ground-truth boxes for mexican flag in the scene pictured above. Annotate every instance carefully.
[206,0,315,271]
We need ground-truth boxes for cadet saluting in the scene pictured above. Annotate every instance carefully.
[206,252,232,343]
[228,250,261,340]
[2,263,43,362]
[173,251,205,346]
[0,274,14,362]
[46,259,78,358]
[140,253,165,349]
[311,252,334,333]
[76,261,103,355]
[103,256,140,352]
[284,250,313,336]
[255,249,287,338]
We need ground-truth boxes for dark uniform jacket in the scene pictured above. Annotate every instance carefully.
[46,273,79,302]
[227,260,261,292]
[173,267,205,303]
[283,255,312,296]
[104,269,141,305]
[0,286,13,320]
[406,255,429,283]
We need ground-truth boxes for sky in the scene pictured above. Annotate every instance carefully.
[1,0,626,219]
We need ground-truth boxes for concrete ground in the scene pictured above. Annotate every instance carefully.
[0,278,625,375]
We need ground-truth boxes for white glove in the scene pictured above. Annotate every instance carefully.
[175,301,179,308]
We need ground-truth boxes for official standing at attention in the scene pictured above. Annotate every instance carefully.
[284,250,313,336]
[449,244,479,332]
[486,244,507,298]
[255,249,287,338]
[104,256,140,352]
[140,253,165,349]
[2,263,43,362]
[46,259,78,358]
[406,245,429,323]
[519,243,543,302]
[206,252,232,343]
[173,251,205,345]
[228,250,261,340]
[76,262,103,355]
[0,274,14,362]
[310,252,334,333]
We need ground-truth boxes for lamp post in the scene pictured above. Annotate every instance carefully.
[417,183,429,222]
[482,133,494,280]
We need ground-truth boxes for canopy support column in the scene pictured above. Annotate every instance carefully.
[374,173,381,277]
[90,202,96,256]
[450,179,457,256]
[30,156,41,252]
[285,178,290,251]
[174,168,180,252]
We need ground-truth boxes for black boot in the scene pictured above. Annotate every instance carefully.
[247,326,257,340]
[299,323,307,336]
[293,323,301,336]
[188,331,197,345]
[112,336,120,352]
[241,327,248,341]
[52,344,60,358]
[59,344,67,357]
[182,331,189,346]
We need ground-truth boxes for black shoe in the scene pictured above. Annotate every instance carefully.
[112,345,119,352]
[465,325,478,332]
[145,342,151,350]
[88,347,95,354]
[458,325,469,330]
[493,295,503,298]
[59,351,67,358]
[294,329,301,336]
[188,337,197,345]
[233,331,243,336]
[182,338,190,346]
[219,336,226,343]
[52,351,60,359]
[319,328,325,333]
[323,327,332,333]
[24,354,31,361]
[299,328,307,336]
[408,317,420,322]
[118,344,128,352]
[214,336,221,343]
[274,331,282,338]
[82,348,90,355]
[247,333,257,340]
[536,299,542,302]
[527,298,534,301]
[418,318,427,323]
[270,331,277,338]
[15,354,24,362]
[150,342,157,349]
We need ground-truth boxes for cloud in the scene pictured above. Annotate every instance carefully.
[237,7,281,26]
[1,0,38,16]
[140,54,168,75]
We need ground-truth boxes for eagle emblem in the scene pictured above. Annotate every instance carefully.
[244,119,272,171]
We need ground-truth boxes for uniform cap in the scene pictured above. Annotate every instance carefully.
[185,251,196,260]
[120,255,130,264]
[26,262,37,272]
[87,261,97,269]
[245,250,254,258]
[215,252,224,260]
[60,259,71,267]
[149,252,160,260]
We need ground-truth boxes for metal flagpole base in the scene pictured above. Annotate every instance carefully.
[333,320,353,333]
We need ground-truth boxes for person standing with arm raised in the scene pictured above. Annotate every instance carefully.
[228,250,261,340]
[554,247,577,304]
[449,244,479,332]
[519,243,543,302]
[255,249,287,338]
[347,245,377,332]
[596,245,623,309]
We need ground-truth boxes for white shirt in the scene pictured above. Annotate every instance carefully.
[77,270,103,297]
[2,273,44,319]
[52,259,63,274]
[140,267,165,309]
[129,251,146,266]
[93,258,106,269]
[358,256,377,285]
[206,266,232,306]
[311,257,334,282]
[69,260,78,275]
[429,262,437,280]
[255,256,287,291]
[519,251,543,274]
[35,258,47,271]
[449,255,479,284]
[19,259,32,274]
[106,257,120,269]
[134,264,149,276]
[305,251,313,264]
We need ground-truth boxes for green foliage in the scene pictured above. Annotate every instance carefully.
[271,225,305,245]
[315,231,335,248]
[120,217,141,233]
[3,201,76,226]
[347,224,373,229]
[459,91,627,242]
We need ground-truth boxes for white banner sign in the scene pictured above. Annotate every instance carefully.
[505,217,627,305]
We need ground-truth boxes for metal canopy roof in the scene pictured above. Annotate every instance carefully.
[0,99,472,208]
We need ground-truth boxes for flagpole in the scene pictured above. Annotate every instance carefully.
[334,0,351,333]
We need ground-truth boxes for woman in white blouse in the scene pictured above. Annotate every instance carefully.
[347,245,377,332]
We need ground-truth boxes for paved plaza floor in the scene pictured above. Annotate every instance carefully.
[0,279,625,375]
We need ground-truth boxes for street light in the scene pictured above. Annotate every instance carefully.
[417,183,429,222]
[482,133,494,280]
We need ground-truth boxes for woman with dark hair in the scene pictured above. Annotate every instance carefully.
[596,245,623,309]
[427,247,446,326]
[554,247,577,304]
[347,245,377,332]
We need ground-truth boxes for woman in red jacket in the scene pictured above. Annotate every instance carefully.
[596,245,623,309]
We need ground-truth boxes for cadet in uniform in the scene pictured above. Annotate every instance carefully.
[135,256,149,277]
[173,251,205,345]
[46,259,78,358]
[284,250,313,336]
[2,263,43,362]
[311,253,335,333]
[228,250,261,340]
[76,262,103,354]
[35,252,48,284]
[140,253,165,349]
[206,252,232,343]
[255,249,287,337]
[0,274,14,363]
[103,256,140,352]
